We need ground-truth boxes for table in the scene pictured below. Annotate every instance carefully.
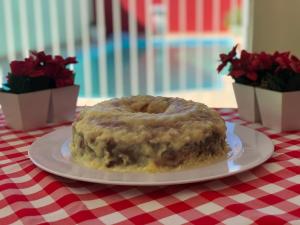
[0,109,300,224]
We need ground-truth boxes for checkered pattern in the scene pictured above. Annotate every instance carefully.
[0,109,300,224]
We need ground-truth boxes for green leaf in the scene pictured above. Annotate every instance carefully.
[5,74,54,94]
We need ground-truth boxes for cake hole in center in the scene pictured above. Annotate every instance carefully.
[135,102,169,114]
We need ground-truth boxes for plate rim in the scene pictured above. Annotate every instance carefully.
[28,122,274,186]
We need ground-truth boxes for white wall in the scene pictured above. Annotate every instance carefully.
[249,0,300,56]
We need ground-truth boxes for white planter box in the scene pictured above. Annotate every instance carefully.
[48,85,79,123]
[0,90,51,130]
[256,88,300,131]
[232,83,261,122]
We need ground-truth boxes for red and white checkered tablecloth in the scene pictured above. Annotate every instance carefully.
[0,108,300,225]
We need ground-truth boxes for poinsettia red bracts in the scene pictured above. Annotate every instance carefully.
[217,44,238,73]
[217,45,300,82]
[9,51,77,88]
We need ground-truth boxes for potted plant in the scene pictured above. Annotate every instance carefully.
[0,51,79,130]
[217,45,261,122]
[218,45,300,131]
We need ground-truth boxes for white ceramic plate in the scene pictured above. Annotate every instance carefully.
[29,123,274,186]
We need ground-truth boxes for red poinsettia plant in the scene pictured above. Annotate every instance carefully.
[2,51,78,94]
[217,45,300,92]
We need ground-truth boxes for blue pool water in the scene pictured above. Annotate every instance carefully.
[74,36,234,97]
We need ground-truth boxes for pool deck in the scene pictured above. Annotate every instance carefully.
[78,76,237,108]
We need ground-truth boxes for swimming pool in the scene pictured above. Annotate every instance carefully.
[74,36,234,98]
